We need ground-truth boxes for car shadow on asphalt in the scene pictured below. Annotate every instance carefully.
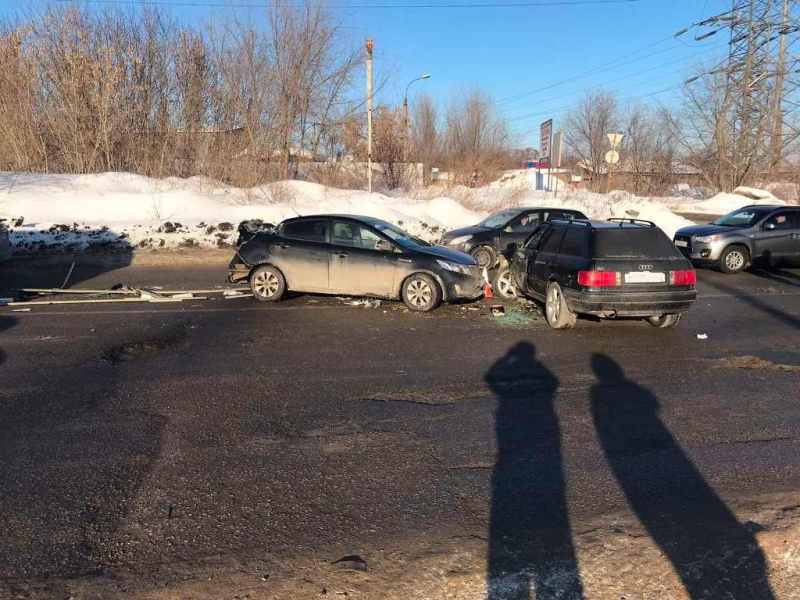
[590,354,776,600]
[485,342,584,599]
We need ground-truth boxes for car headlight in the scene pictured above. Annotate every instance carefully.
[447,235,472,246]
[694,235,721,244]
[436,259,471,275]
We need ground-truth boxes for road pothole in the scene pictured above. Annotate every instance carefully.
[101,331,186,365]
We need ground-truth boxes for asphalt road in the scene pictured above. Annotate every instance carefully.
[1,261,800,598]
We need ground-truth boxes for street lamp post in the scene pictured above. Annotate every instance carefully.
[403,74,431,165]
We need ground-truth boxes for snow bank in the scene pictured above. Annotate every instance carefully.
[0,172,486,254]
[668,186,785,214]
[0,171,695,255]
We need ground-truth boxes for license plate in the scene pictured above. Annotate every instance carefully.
[674,239,688,247]
[625,271,665,284]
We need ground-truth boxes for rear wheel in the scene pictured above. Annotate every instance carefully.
[250,265,286,302]
[402,273,442,312]
[545,282,577,329]
[471,245,496,270]
[647,313,682,328]
[493,266,517,300]
[719,245,748,274]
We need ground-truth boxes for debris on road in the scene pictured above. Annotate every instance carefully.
[490,305,506,316]
[331,555,367,572]
[12,308,31,312]
[696,333,709,340]
[340,298,382,308]
[4,285,251,308]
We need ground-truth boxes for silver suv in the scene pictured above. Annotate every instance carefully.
[674,205,800,273]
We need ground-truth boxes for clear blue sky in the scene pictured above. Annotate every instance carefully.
[2,0,734,145]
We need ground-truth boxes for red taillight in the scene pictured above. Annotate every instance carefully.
[578,270,620,287]
[671,269,696,286]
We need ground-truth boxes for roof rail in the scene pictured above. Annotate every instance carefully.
[549,218,590,227]
[606,217,656,227]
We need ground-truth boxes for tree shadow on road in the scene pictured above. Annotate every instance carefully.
[591,354,775,600]
[703,276,800,331]
[485,342,583,600]
[748,266,800,289]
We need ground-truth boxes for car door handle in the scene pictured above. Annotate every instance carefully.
[337,251,349,258]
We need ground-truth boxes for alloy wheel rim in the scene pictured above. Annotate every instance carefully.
[255,271,279,297]
[498,270,516,297]
[546,286,560,322]
[407,279,432,307]
[726,251,744,270]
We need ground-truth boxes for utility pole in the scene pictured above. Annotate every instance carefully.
[366,38,374,193]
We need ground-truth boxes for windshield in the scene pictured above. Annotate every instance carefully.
[712,208,769,227]
[476,210,520,229]
[372,221,431,247]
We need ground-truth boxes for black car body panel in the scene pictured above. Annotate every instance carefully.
[229,215,484,302]
[674,205,800,268]
[510,220,697,317]
[440,207,588,263]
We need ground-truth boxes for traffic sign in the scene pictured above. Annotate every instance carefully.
[605,150,620,164]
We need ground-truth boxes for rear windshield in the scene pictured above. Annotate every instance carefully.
[593,228,682,259]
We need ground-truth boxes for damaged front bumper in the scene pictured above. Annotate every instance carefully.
[441,271,484,301]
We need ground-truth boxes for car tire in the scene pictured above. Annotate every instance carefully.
[493,266,517,300]
[250,265,286,302]
[545,282,577,329]
[647,313,682,328]
[471,245,496,270]
[402,273,442,312]
[719,245,749,274]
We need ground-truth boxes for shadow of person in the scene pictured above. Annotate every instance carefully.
[590,354,775,600]
[486,342,583,599]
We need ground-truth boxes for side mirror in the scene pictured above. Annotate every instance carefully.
[503,226,513,233]
[763,222,776,231]
[375,239,394,252]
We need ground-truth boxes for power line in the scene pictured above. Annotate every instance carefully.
[57,0,644,8]
[492,33,678,106]
[496,42,726,115]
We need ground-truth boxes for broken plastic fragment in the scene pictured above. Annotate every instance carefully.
[696,333,708,340]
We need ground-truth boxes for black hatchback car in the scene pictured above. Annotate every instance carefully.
[506,218,698,329]
[228,215,484,311]
[439,207,588,269]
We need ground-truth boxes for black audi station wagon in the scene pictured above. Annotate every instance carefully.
[505,218,698,329]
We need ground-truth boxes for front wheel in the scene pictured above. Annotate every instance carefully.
[493,267,517,300]
[647,313,682,328]
[719,245,748,274]
[402,273,442,312]
[471,245,496,270]
[250,265,286,302]
[545,282,577,329]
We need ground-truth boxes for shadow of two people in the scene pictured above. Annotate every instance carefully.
[486,342,775,600]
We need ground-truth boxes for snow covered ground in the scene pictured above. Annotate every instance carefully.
[667,186,786,214]
[0,171,782,256]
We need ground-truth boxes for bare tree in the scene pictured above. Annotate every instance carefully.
[410,93,439,184]
[563,92,619,191]
[442,89,512,186]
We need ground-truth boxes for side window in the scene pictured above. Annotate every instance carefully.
[763,211,796,230]
[559,227,589,257]
[283,219,327,242]
[541,226,565,253]
[333,221,383,249]
[524,226,550,249]
[508,211,541,232]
